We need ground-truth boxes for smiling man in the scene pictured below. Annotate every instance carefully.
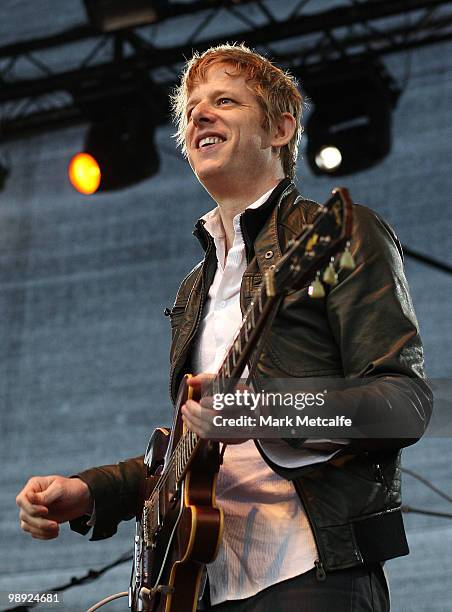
[16,45,432,612]
[181,62,296,239]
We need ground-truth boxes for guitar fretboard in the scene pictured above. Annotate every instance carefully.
[170,278,271,482]
[212,280,269,396]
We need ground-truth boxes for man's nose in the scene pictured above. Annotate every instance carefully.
[191,101,216,126]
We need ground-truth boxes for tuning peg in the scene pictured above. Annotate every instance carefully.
[308,271,325,298]
[339,241,356,270]
[322,257,338,286]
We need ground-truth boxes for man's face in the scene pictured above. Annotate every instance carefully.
[184,64,276,191]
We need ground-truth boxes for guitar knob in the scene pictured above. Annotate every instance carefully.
[308,271,326,298]
[322,258,338,286]
[339,241,356,270]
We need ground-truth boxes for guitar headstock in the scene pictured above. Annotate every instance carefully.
[266,187,354,297]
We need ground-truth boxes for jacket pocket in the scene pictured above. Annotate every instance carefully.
[168,302,188,363]
[169,303,187,330]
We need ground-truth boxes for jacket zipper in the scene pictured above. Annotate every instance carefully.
[293,480,327,582]
[374,462,388,491]
[314,560,326,582]
[240,183,329,579]
[169,239,214,403]
[240,182,330,578]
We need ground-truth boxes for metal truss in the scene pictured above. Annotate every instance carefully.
[2,0,452,139]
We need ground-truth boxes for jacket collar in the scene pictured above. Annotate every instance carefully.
[193,178,294,254]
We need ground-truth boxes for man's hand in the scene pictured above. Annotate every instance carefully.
[16,475,93,540]
[181,373,249,444]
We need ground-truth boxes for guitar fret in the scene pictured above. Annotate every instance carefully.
[243,325,249,342]
[173,451,177,481]
[181,442,186,471]
[235,335,241,354]
[178,447,182,479]
[228,352,234,377]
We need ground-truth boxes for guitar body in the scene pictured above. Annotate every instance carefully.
[130,379,224,612]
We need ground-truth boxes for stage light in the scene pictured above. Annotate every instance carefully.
[68,153,101,195]
[83,0,168,32]
[68,96,160,194]
[315,146,342,172]
[303,59,400,176]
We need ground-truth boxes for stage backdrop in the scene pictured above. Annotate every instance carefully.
[0,33,451,612]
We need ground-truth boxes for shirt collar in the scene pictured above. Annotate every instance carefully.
[201,186,276,241]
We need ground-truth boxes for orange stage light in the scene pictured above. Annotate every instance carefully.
[68,153,101,195]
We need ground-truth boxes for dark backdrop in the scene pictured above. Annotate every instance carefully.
[0,29,451,612]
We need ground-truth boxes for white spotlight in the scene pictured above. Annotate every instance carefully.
[315,146,342,172]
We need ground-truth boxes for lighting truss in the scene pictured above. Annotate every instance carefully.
[1,0,452,139]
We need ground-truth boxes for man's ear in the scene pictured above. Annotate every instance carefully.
[270,112,296,148]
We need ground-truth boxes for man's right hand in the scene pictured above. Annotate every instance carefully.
[16,475,93,540]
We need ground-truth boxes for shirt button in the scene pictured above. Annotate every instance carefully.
[219,301,226,308]
[265,250,274,259]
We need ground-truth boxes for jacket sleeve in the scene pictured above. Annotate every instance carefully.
[69,455,144,540]
[325,204,432,452]
[258,204,432,471]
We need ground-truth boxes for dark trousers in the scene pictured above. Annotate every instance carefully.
[199,564,390,612]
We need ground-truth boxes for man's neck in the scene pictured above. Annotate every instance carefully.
[214,179,282,252]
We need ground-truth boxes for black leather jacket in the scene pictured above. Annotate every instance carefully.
[74,178,432,574]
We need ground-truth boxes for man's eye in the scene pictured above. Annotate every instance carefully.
[218,98,233,105]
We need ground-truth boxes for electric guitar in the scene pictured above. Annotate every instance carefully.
[129,187,354,612]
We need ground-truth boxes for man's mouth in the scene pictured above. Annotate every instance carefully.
[198,136,225,149]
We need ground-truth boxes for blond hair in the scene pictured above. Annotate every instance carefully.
[171,44,303,179]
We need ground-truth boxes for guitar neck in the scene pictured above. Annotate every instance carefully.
[212,281,276,394]
[171,280,276,481]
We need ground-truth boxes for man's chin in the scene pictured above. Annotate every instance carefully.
[194,163,227,186]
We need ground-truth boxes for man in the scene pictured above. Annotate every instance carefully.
[16,45,432,611]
